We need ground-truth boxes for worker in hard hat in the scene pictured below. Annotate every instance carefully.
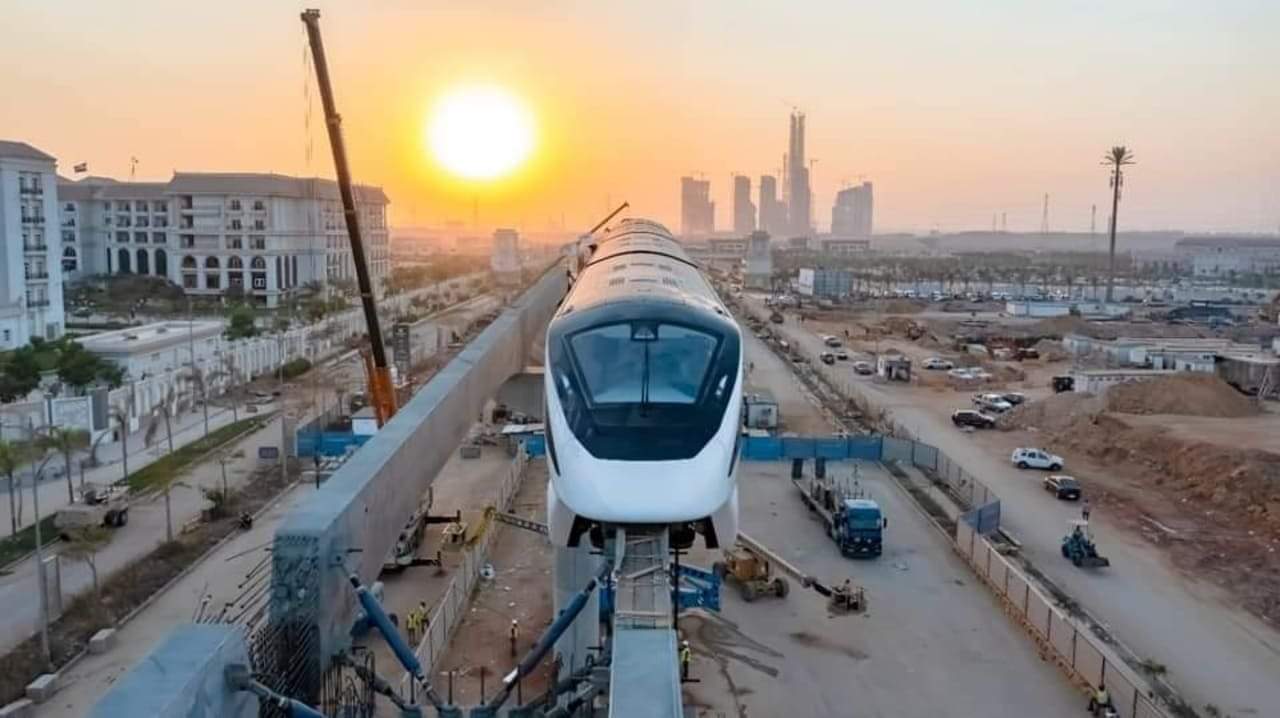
[679,640,692,681]
[509,619,520,657]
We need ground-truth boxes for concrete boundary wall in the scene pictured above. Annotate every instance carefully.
[956,529,1169,718]
[397,451,531,696]
[269,264,566,683]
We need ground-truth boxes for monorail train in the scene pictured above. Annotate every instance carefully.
[544,218,742,549]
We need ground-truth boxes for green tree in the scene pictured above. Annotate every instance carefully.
[224,305,259,340]
[55,341,124,393]
[39,427,90,503]
[0,346,43,402]
[60,525,112,596]
[0,441,29,536]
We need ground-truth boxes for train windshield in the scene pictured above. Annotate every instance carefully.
[569,323,718,405]
[552,318,738,461]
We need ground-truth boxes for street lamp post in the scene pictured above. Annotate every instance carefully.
[6,420,56,670]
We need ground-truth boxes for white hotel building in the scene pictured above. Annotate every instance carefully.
[59,172,389,306]
[0,141,65,350]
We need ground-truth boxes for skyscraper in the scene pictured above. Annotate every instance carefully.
[759,174,783,235]
[732,175,756,234]
[786,111,811,237]
[830,181,874,238]
[680,176,714,236]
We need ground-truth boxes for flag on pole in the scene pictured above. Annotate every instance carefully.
[73,162,88,173]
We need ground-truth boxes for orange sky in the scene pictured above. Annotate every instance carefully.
[4,1,1277,234]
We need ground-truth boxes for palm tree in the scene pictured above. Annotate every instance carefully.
[39,427,90,503]
[0,441,26,536]
[110,403,131,485]
[1103,146,1136,302]
[146,387,182,541]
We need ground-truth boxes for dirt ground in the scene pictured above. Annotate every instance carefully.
[432,462,554,708]
[745,294,1280,713]
[995,395,1280,626]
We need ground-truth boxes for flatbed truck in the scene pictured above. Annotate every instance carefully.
[794,473,887,558]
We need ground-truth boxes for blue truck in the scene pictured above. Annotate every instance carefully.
[796,475,888,558]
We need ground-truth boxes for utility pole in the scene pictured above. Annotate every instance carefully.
[1000,213,1007,233]
[188,297,208,437]
[1090,204,1097,236]
[27,420,51,669]
[1040,193,1050,235]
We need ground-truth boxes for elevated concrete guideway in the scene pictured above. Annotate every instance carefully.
[266,263,567,692]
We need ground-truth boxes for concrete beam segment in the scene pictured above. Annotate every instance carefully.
[269,264,567,676]
[609,630,683,718]
[89,624,255,718]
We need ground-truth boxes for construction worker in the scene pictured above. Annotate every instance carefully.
[509,619,520,657]
[679,640,692,681]
[1081,499,1092,522]
[1088,683,1111,714]
[406,607,421,644]
[417,601,429,635]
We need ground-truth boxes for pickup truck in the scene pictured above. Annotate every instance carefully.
[54,483,130,538]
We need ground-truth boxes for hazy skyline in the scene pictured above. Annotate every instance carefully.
[4,1,1277,235]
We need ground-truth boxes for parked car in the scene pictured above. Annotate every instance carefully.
[835,350,849,361]
[951,409,996,429]
[853,361,874,375]
[1001,392,1027,406]
[820,352,836,365]
[923,357,954,370]
[1011,448,1064,471]
[973,393,1013,413]
[824,336,843,348]
[948,367,977,380]
[1043,475,1081,500]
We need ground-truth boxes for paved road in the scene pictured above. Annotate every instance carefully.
[746,295,1280,716]
[681,327,1078,717]
[14,289,509,701]
[0,410,289,655]
[0,402,247,535]
[31,483,312,717]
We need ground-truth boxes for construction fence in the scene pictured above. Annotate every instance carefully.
[741,432,1002,536]
[397,449,531,699]
[955,523,1166,718]
[738,299,1177,717]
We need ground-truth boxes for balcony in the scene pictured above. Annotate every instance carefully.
[25,271,49,280]
[26,299,51,308]
[23,243,48,253]
[21,216,45,225]
[19,186,43,196]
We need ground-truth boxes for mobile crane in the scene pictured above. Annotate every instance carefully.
[302,9,398,427]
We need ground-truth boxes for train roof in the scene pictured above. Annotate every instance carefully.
[557,219,725,319]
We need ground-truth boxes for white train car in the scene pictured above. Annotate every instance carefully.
[544,219,742,549]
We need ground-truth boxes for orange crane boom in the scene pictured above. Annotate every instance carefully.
[302,9,397,426]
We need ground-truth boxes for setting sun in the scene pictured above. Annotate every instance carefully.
[426,85,535,181]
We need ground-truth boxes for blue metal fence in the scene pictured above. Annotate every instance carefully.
[741,434,884,462]
[295,431,372,458]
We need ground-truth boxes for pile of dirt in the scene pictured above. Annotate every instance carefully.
[1032,338,1068,361]
[1029,315,1091,337]
[881,299,925,314]
[998,392,1105,432]
[1001,393,1280,624]
[1104,374,1258,418]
